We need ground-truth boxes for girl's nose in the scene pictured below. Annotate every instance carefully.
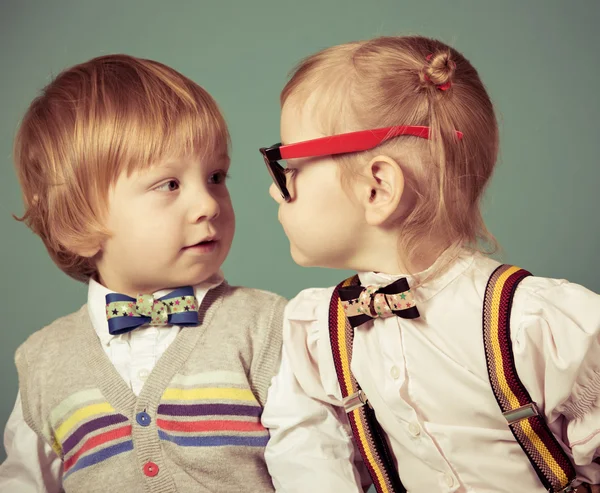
[269,182,285,204]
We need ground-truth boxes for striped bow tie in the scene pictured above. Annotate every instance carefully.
[339,277,419,328]
[105,286,199,335]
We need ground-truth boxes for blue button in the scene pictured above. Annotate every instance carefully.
[136,411,151,426]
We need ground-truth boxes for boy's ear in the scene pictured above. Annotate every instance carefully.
[357,155,406,227]
[65,236,102,259]
[74,244,102,258]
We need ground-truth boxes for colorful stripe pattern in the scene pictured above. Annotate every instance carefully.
[329,276,406,493]
[46,389,133,480]
[483,264,576,492]
[157,371,269,448]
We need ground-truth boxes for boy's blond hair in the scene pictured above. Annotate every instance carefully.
[282,36,499,271]
[14,54,229,282]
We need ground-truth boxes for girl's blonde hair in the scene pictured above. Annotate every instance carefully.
[14,54,229,282]
[281,36,499,271]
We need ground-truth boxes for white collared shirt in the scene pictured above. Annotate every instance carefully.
[262,252,600,493]
[0,274,224,493]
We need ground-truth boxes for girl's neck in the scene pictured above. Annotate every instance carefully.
[354,233,452,277]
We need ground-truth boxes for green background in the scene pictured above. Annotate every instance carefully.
[0,0,598,481]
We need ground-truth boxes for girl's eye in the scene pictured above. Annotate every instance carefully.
[209,170,230,185]
[154,180,179,192]
[282,168,297,184]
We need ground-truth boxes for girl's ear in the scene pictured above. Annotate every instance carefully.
[357,155,405,226]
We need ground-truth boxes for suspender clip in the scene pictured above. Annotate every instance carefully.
[555,479,576,492]
[343,390,369,413]
[503,402,539,425]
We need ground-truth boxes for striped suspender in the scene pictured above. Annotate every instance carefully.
[483,264,577,492]
[329,266,577,493]
[329,276,406,493]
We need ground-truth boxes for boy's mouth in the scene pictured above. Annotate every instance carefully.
[182,237,219,253]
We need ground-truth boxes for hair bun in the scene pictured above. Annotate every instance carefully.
[423,52,456,90]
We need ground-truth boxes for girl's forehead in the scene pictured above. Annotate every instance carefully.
[280,95,326,146]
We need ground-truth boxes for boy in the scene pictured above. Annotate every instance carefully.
[0,54,284,493]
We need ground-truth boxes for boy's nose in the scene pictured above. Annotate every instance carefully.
[190,194,220,222]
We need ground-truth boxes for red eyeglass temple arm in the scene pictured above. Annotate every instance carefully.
[275,125,463,161]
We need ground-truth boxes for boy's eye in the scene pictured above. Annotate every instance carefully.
[154,180,179,192]
[209,170,229,185]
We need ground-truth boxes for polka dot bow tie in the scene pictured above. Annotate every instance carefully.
[105,287,199,335]
[338,277,420,328]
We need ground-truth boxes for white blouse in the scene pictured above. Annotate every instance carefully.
[262,252,600,493]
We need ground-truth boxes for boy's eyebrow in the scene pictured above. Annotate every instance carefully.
[156,162,179,170]
[156,153,231,169]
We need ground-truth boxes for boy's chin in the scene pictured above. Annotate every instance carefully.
[183,269,223,287]
[162,266,223,290]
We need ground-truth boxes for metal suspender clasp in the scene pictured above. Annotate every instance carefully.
[343,390,369,413]
[555,479,576,492]
[502,403,539,425]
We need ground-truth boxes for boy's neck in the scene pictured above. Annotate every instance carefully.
[95,273,194,298]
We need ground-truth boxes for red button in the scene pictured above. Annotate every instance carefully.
[143,461,159,477]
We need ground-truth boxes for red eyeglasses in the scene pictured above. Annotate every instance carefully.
[259,125,463,202]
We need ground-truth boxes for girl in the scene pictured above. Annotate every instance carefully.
[259,36,600,493]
